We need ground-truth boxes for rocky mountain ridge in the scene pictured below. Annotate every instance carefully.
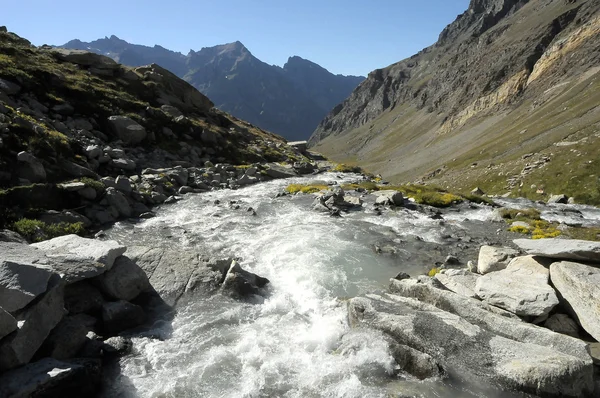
[60,36,365,140]
[310,0,600,204]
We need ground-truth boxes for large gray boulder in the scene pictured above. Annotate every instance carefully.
[475,256,559,317]
[126,246,223,306]
[99,256,151,301]
[514,238,600,263]
[0,275,65,371]
[107,116,147,145]
[0,357,101,398]
[41,315,91,359]
[17,151,46,183]
[105,187,132,218]
[0,307,17,340]
[265,163,298,179]
[374,190,404,206]
[550,261,600,341]
[434,269,479,298]
[0,242,56,312]
[64,281,104,314]
[477,245,519,274]
[348,293,593,397]
[32,235,126,273]
[221,260,270,297]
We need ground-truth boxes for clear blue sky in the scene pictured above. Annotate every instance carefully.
[5,0,470,76]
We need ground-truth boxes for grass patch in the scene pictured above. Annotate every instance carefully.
[508,225,530,234]
[286,183,329,194]
[499,208,541,221]
[11,218,85,242]
[427,267,441,277]
[81,177,105,193]
[341,181,379,191]
[564,227,600,242]
[333,163,363,173]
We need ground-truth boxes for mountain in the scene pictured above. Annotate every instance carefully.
[310,0,600,204]
[58,37,365,141]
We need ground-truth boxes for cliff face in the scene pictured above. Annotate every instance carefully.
[59,38,365,141]
[310,0,600,203]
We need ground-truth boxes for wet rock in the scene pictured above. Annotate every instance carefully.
[0,357,101,398]
[64,281,104,314]
[237,174,258,185]
[17,151,46,183]
[514,238,600,263]
[545,313,579,338]
[99,255,151,301]
[434,269,479,298]
[102,300,146,334]
[476,245,519,274]
[548,194,569,204]
[0,275,65,371]
[550,261,600,341]
[32,234,126,272]
[221,260,269,297]
[374,190,404,206]
[0,307,17,340]
[0,242,56,312]
[105,187,132,217]
[265,163,298,179]
[108,115,147,145]
[102,336,133,357]
[475,256,558,317]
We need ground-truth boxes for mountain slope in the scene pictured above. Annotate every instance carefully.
[58,37,365,140]
[310,0,600,204]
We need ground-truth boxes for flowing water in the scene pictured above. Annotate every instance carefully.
[103,173,532,398]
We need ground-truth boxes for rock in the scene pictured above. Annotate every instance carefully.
[0,307,17,340]
[475,256,559,317]
[342,195,363,207]
[0,275,65,371]
[39,210,92,228]
[114,175,133,194]
[52,102,75,115]
[434,269,480,298]
[102,300,146,334]
[78,186,97,200]
[99,256,151,301]
[0,230,27,244]
[41,315,90,359]
[0,242,56,312]
[471,187,484,196]
[125,246,223,306]
[59,159,99,178]
[514,238,600,263]
[105,187,132,217]
[548,194,569,204]
[237,174,258,185]
[545,313,579,338]
[102,336,133,357]
[161,104,183,118]
[265,163,298,179]
[17,151,46,182]
[374,190,404,206]
[85,145,102,159]
[0,357,101,398]
[0,77,21,95]
[107,116,147,145]
[201,129,219,144]
[476,245,519,274]
[221,260,270,297]
[64,281,104,314]
[32,234,126,272]
[110,158,137,171]
[178,185,194,194]
[550,261,600,341]
[59,182,86,191]
[511,220,531,229]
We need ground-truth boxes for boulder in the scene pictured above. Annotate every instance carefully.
[85,145,102,159]
[550,261,600,341]
[32,234,126,272]
[237,174,258,186]
[374,190,404,206]
[102,336,133,357]
[114,175,133,194]
[110,158,137,171]
[265,163,298,179]
[59,159,99,178]
[78,186,97,200]
[0,307,17,340]
[0,275,65,371]
[348,292,593,396]
[434,269,479,298]
[17,151,46,183]
[64,281,104,314]
[514,238,600,263]
[475,256,558,317]
[107,116,147,145]
[476,245,519,274]
[545,313,579,338]
[548,194,569,204]
[160,104,183,118]
[0,357,101,398]
[221,260,270,297]
[0,230,27,244]
[104,187,132,217]
[99,256,151,301]
[39,210,92,229]
[41,315,91,359]
[102,300,145,334]
[0,77,21,95]
[0,242,56,312]
[341,195,363,207]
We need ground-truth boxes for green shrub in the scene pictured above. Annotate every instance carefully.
[508,225,530,234]
[12,218,85,242]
